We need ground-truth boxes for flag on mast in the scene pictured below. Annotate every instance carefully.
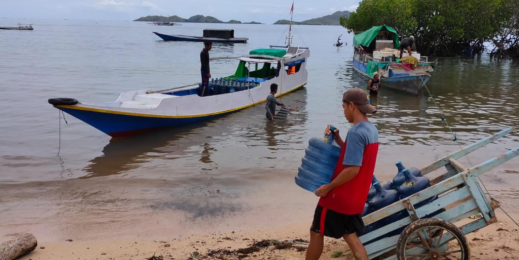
[290,1,294,14]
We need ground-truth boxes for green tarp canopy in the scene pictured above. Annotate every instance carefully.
[249,49,286,58]
[353,25,400,49]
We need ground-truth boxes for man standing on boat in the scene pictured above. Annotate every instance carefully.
[265,84,285,120]
[200,41,212,96]
[306,88,378,260]
[399,36,416,59]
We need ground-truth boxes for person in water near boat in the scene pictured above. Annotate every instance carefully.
[399,36,416,59]
[200,41,212,96]
[265,83,285,120]
[306,88,379,260]
[367,72,380,96]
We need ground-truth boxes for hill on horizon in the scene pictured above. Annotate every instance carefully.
[274,11,350,25]
[134,15,261,24]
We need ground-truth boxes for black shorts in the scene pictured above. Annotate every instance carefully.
[310,205,365,239]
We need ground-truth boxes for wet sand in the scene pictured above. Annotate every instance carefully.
[5,211,518,260]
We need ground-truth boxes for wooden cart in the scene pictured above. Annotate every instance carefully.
[360,128,518,259]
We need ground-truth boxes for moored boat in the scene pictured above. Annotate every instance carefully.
[0,24,33,30]
[48,46,309,136]
[352,25,434,95]
[154,29,248,43]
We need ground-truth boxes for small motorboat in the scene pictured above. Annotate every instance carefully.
[0,24,33,30]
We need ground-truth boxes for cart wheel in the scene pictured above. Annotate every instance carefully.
[396,219,469,260]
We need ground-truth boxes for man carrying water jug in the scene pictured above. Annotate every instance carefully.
[306,88,378,260]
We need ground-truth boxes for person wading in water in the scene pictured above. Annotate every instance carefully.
[200,41,212,96]
[306,88,379,260]
[265,83,285,120]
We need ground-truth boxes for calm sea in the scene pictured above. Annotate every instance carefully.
[1,19,518,241]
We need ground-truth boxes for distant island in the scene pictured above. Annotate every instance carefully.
[134,15,262,24]
[135,11,349,25]
[274,11,350,25]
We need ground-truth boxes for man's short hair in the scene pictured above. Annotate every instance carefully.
[270,83,278,92]
[204,41,212,46]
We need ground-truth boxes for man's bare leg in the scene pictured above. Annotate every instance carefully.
[343,233,368,260]
[306,231,324,260]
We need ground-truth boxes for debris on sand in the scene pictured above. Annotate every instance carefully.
[146,253,164,260]
[203,239,300,259]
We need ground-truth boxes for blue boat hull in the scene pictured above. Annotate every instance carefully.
[352,58,430,95]
[58,107,224,137]
[153,32,248,43]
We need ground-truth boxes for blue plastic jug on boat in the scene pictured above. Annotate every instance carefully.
[396,169,430,199]
[392,161,422,188]
[295,126,341,192]
[368,181,399,212]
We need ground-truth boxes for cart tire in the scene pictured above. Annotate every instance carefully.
[396,219,469,260]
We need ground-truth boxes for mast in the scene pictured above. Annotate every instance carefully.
[286,1,294,46]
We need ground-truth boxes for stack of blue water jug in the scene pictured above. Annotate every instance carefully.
[362,161,429,217]
[204,78,258,95]
[295,126,340,192]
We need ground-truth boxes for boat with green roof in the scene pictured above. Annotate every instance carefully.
[48,45,310,136]
[352,25,434,95]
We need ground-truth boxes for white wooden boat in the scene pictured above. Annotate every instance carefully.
[48,46,310,136]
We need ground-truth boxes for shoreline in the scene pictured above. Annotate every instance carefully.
[8,212,518,260]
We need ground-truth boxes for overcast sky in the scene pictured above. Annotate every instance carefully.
[1,0,360,23]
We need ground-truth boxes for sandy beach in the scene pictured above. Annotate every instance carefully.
[3,211,516,260]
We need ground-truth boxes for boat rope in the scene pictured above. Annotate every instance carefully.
[291,26,309,47]
[275,27,289,46]
[422,78,519,227]
[57,110,68,156]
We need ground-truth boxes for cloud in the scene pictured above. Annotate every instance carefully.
[329,7,337,12]
[91,0,161,12]
[344,4,359,12]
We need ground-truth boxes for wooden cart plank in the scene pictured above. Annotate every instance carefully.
[419,128,512,175]
[360,187,471,243]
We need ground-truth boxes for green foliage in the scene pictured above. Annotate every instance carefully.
[331,251,343,258]
[342,0,511,56]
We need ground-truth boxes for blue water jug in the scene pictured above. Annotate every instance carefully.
[361,203,371,216]
[368,182,399,212]
[367,176,391,202]
[392,161,421,188]
[295,126,341,192]
[397,169,430,199]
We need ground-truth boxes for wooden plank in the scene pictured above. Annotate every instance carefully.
[419,128,512,175]
[363,174,465,225]
[449,158,467,173]
[366,234,400,258]
[434,199,478,221]
[462,174,492,222]
[415,186,471,217]
[360,187,471,243]
[465,146,519,178]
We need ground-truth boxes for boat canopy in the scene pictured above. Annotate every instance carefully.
[249,49,287,58]
[239,57,278,64]
[353,25,400,49]
[203,29,234,39]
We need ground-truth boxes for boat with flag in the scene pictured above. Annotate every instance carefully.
[48,6,308,137]
[352,25,434,95]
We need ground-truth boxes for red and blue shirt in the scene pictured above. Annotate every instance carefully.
[319,121,379,215]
